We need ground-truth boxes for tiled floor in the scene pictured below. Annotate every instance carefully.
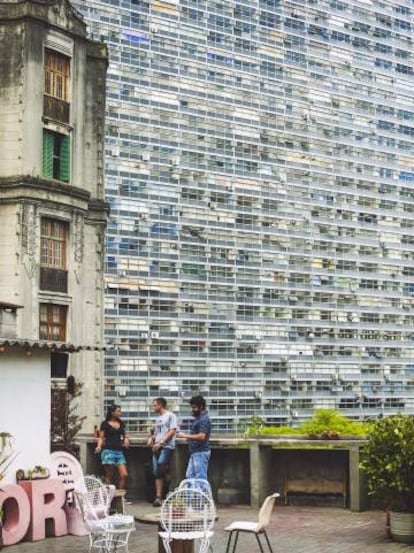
[5,502,410,553]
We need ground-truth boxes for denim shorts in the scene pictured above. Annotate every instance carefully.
[152,447,173,478]
[101,449,126,466]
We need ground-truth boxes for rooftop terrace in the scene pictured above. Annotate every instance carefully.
[5,502,407,553]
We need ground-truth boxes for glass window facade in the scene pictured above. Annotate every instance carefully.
[74,0,414,431]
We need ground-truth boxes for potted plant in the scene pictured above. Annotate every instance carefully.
[16,465,50,481]
[171,496,186,518]
[360,414,414,543]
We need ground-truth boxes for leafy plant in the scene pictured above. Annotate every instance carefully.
[300,409,371,437]
[360,414,414,512]
[0,433,16,484]
[261,425,301,435]
[245,409,370,437]
[50,376,86,458]
[16,465,49,481]
[243,415,265,436]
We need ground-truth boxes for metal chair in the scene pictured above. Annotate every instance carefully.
[224,492,280,553]
[75,476,135,553]
[178,478,213,499]
[159,487,216,553]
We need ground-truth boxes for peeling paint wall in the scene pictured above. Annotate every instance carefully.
[0,0,108,431]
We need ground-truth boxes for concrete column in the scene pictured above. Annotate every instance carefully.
[79,440,88,473]
[170,442,188,488]
[349,445,368,512]
[250,442,273,508]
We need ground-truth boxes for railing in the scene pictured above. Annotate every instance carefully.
[43,96,70,123]
[40,267,68,293]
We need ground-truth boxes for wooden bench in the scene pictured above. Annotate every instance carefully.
[283,473,347,508]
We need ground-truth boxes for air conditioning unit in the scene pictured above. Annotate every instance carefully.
[151,331,160,338]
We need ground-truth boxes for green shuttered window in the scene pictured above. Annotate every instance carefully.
[42,130,70,182]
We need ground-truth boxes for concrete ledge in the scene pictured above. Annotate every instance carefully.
[78,435,368,512]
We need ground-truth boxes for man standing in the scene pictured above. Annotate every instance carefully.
[178,395,211,483]
[147,397,177,507]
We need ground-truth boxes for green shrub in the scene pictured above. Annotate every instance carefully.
[300,409,370,436]
[245,409,370,437]
[360,414,414,512]
[261,426,301,435]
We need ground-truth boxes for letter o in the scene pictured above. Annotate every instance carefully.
[0,484,31,545]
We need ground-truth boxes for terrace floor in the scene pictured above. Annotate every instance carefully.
[6,501,410,553]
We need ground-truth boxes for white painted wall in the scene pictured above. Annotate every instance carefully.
[0,349,50,484]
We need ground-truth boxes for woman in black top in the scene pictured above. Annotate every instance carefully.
[95,404,130,490]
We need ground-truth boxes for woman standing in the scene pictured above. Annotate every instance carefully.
[95,404,130,490]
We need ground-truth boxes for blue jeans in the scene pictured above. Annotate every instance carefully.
[152,447,173,478]
[185,451,211,483]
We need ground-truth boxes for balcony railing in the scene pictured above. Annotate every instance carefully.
[43,96,70,124]
[40,267,68,293]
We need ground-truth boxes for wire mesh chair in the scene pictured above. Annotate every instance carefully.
[178,478,213,499]
[159,487,216,553]
[75,476,135,553]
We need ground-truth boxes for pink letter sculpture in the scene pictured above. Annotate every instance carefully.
[0,484,31,545]
[18,478,68,541]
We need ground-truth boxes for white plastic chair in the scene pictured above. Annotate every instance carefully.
[75,476,135,553]
[178,478,213,500]
[159,487,216,553]
[224,492,280,553]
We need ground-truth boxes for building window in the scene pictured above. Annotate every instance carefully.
[40,218,68,292]
[44,50,70,122]
[51,352,69,379]
[42,130,70,182]
[39,304,67,341]
[41,218,67,268]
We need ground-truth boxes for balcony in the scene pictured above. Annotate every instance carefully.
[40,267,68,293]
[43,96,70,124]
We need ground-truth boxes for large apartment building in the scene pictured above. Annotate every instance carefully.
[74,0,414,432]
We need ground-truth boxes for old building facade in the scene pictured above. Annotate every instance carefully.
[0,0,108,433]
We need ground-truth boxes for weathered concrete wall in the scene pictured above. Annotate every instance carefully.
[0,20,24,176]
[0,204,20,303]
[0,349,50,483]
[0,1,108,433]
[79,437,368,511]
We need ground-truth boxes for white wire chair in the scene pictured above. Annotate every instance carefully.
[178,478,213,499]
[75,476,135,553]
[159,487,216,553]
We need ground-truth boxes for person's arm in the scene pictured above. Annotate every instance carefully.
[178,431,206,441]
[159,427,176,445]
[123,428,130,449]
[147,424,155,448]
[95,429,105,453]
[179,417,210,441]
